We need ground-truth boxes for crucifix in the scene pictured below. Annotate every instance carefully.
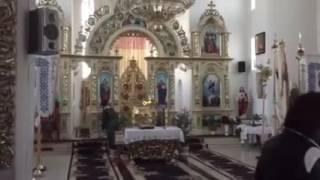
[208,0,216,10]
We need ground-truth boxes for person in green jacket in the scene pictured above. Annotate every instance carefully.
[102,107,118,150]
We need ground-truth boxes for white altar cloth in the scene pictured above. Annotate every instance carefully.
[124,126,184,144]
[237,125,274,144]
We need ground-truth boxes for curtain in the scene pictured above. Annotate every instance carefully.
[113,33,153,77]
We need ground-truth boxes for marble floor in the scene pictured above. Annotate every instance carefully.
[33,143,72,180]
[204,137,261,167]
[32,137,260,180]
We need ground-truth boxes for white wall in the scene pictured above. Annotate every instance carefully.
[57,0,73,25]
[14,0,35,179]
[248,0,318,123]
[317,0,320,53]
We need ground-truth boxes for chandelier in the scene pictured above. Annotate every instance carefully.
[129,0,195,22]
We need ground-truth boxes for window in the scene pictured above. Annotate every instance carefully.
[251,37,256,70]
[81,0,94,26]
[251,0,256,11]
[80,0,94,52]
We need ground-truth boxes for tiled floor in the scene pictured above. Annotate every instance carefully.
[205,137,261,167]
[32,137,259,180]
[33,143,72,180]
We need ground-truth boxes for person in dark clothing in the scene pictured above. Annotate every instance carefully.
[255,93,320,180]
[102,107,118,150]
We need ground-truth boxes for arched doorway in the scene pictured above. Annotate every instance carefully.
[110,31,159,77]
[110,31,159,123]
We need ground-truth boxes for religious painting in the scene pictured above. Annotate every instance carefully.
[255,32,266,55]
[98,72,113,107]
[308,63,320,92]
[202,74,221,107]
[155,71,168,106]
[201,26,221,56]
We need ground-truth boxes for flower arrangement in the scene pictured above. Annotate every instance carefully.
[174,110,192,139]
[256,63,272,84]
[207,115,221,131]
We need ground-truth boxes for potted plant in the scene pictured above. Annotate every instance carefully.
[207,116,220,135]
[175,110,192,141]
[174,110,192,158]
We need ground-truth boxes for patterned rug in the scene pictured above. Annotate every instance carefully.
[68,140,118,180]
[134,159,193,180]
[67,139,255,180]
[191,150,255,180]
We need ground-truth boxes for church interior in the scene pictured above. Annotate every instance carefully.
[1,0,320,179]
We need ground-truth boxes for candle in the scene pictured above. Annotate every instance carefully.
[299,32,302,43]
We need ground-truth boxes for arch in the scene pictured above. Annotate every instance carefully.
[197,2,227,32]
[75,6,188,56]
[86,17,181,56]
[196,2,230,57]
[101,26,166,56]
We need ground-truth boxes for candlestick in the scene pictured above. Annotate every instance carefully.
[298,32,302,43]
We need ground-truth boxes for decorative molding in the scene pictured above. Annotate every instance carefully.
[75,1,191,57]
[146,57,230,112]
[61,26,72,53]
[83,11,180,56]
[0,0,16,169]
[117,0,195,22]
[170,19,191,56]
[38,0,58,7]
[196,1,230,58]
[198,1,226,30]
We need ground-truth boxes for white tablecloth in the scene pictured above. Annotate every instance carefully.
[237,124,274,144]
[124,126,184,144]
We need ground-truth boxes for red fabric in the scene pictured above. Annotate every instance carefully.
[113,36,147,49]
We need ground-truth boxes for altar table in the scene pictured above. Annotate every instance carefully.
[124,126,185,144]
[237,124,274,144]
[124,126,184,160]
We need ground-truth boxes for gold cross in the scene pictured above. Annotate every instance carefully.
[208,1,216,10]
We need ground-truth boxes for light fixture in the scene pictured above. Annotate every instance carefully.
[81,61,91,79]
[296,32,305,92]
[297,32,305,58]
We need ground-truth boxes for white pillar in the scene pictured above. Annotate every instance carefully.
[15,0,35,179]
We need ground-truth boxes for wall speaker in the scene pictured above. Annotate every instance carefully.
[238,61,246,73]
[29,8,60,55]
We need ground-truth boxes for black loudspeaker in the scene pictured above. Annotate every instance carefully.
[238,61,246,73]
[29,8,60,55]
